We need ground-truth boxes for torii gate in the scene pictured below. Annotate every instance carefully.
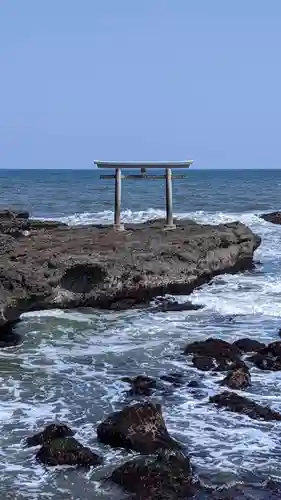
[94,161,193,231]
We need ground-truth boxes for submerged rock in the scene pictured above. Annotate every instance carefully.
[187,380,201,388]
[160,372,185,386]
[36,437,102,467]
[233,338,266,353]
[209,391,281,421]
[247,341,281,371]
[220,366,251,390]
[260,211,281,225]
[121,375,157,396]
[26,423,74,447]
[111,450,194,500]
[97,402,180,454]
[153,297,203,313]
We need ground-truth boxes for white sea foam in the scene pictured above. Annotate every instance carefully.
[2,208,281,497]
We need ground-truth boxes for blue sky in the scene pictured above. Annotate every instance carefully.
[0,1,280,169]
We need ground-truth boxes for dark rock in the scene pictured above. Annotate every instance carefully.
[233,338,266,353]
[0,216,260,335]
[0,212,30,237]
[0,324,21,348]
[36,436,102,467]
[0,210,29,220]
[108,298,143,310]
[260,211,281,225]
[29,219,68,230]
[247,353,281,371]
[121,375,157,396]
[187,380,200,388]
[160,372,184,386]
[215,358,247,372]
[26,423,74,447]
[192,355,216,371]
[220,366,251,390]
[184,338,241,360]
[153,297,203,312]
[97,402,180,454]
[247,341,281,371]
[111,450,194,500]
[209,390,281,421]
[187,338,244,372]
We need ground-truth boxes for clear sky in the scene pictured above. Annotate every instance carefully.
[0,1,280,169]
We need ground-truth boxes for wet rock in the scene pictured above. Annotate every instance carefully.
[111,450,194,500]
[191,352,245,373]
[247,341,281,371]
[121,375,157,396]
[0,327,21,348]
[187,380,200,388]
[109,298,141,310]
[209,390,281,421]
[247,353,281,371]
[36,437,102,467]
[192,355,216,371]
[220,366,251,390]
[184,338,241,361]
[97,402,180,454]
[153,297,203,312]
[233,338,266,353]
[160,372,184,386]
[260,211,281,225]
[26,423,74,447]
[215,358,247,372]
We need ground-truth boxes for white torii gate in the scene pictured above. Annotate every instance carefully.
[94,161,193,231]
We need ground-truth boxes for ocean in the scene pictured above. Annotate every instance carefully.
[1,168,281,499]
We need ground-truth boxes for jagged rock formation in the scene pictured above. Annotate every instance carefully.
[0,211,260,335]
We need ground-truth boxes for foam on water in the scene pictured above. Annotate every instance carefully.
[2,208,281,498]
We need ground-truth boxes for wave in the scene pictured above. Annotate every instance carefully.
[45,207,261,226]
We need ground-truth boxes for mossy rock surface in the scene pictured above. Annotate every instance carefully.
[111,450,194,500]
[36,437,103,467]
[26,423,74,447]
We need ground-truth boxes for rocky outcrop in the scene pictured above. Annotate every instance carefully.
[111,450,194,500]
[233,338,266,353]
[97,402,180,454]
[185,338,244,372]
[184,338,241,359]
[0,211,260,335]
[247,341,281,371]
[219,366,251,390]
[260,211,281,225]
[36,437,102,467]
[26,423,74,447]
[209,391,281,421]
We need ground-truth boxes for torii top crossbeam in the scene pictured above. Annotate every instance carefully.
[94,160,193,230]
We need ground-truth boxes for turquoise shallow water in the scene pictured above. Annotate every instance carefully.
[1,169,281,499]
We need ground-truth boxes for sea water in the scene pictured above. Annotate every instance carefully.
[1,169,281,499]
